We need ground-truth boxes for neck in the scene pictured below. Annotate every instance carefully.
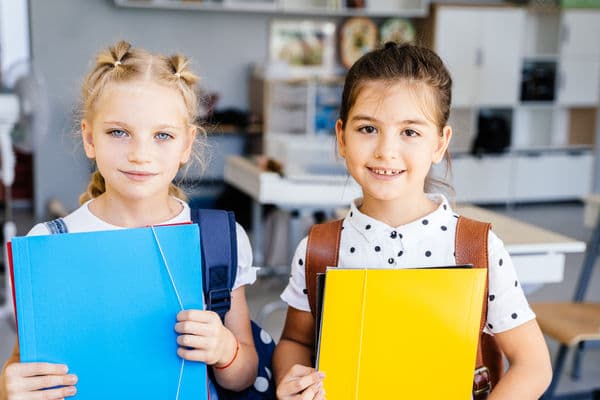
[88,192,183,228]
[359,192,438,227]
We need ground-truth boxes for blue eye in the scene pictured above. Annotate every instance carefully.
[109,129,128,138]
[155,132,173,141]
[359,125,377,134]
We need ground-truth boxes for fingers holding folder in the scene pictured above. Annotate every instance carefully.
[276,365,325,400]
[3,361,77,399]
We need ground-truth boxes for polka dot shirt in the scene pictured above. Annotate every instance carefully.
[281,194,535,334]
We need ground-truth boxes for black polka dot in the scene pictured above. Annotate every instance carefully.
[398,251,403,256]
[374,246,381,252]
[302,289,308,294]
[453,214,459,219]
[441,225,447,231]
[425,251,432,257]
[443,204,448,210]
[514,280,518,287]
[350,212,353,217]
[499,259,503,266]
[388,258,394,264]
[365,224,371,230]
[341,226,344,230]
[390,231,397,239]
[298,258,303,266]
[453,252,456,257]
[511,313,518,319]
[488,323,493,329]
[422,219,429,225]
[399,233,403,239]
[350,247,355,253]
[489,294,495,301]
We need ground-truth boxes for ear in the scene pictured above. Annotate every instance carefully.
[81,119,96,159]
[179,125,197,165]
[433,125,452,164]
[335,119,346,158]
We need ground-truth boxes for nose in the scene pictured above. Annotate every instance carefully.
[374,131,398,160]
[128,137,152,163]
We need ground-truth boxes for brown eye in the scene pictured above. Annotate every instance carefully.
[359,125,377,134]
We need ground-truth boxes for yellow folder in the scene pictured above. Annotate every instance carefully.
[316,268,486,400]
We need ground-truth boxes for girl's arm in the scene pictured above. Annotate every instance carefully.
[213,285,258,390]
[1,341,77,400]
[489,319,552,399]
[175,286,258,391]
[274,306,324,400]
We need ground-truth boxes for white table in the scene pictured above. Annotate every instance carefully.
[225,155,585,285]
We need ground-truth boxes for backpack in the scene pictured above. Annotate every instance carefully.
[304,216,504,400]
[45,209,276,400]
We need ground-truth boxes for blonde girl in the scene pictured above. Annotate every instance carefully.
[1,40,258,400]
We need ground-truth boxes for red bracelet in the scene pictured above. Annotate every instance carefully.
[215,337,240,370]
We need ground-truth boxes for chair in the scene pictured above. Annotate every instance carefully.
[532,210,600,399]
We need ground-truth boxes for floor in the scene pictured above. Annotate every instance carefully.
[1,201,599,397]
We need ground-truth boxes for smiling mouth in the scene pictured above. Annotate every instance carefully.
[368,167,404,176]
[120,170,158,180]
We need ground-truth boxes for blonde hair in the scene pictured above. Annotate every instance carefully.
[78,40,205,204]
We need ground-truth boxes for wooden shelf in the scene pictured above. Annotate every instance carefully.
[113,0,430,17]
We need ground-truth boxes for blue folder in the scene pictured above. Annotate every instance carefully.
[11,224,207,399]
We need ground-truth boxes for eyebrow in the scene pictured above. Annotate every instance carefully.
[350,114,430,127]
[102,121,183,130]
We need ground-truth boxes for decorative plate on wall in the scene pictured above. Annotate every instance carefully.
[339,17,378,69]
[380,18,416,45]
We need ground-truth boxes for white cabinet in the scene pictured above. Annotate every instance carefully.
[557,59,600,106]
[452,155,512,203]
[513,150,593,201]
[433,6,525,108]
[451,150,594,204]
[559,11,600,57]
[557,10,600,106]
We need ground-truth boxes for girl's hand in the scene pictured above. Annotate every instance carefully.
[276,364,325,400]
[3,362,77,399]
[175,309,235,366]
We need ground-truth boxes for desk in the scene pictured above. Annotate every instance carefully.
[225,155,585,284]
[224,155,362,266]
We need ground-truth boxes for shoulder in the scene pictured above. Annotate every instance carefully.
[27,222,50,236]
[234,222,252,259]
[26,203,94,236]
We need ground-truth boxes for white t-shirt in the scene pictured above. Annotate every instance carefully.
[281,194,535,334]
[28,198,258,290]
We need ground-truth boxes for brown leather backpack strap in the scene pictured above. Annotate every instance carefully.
[305,219,343,318]
[455,216,493,398]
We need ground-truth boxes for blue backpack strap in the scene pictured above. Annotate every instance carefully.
[45,218,68,234]
[192,209,276,399]
[190,208,237,321]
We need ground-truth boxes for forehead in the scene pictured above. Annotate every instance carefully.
[93,80,188,124]
[350,80,437,122]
